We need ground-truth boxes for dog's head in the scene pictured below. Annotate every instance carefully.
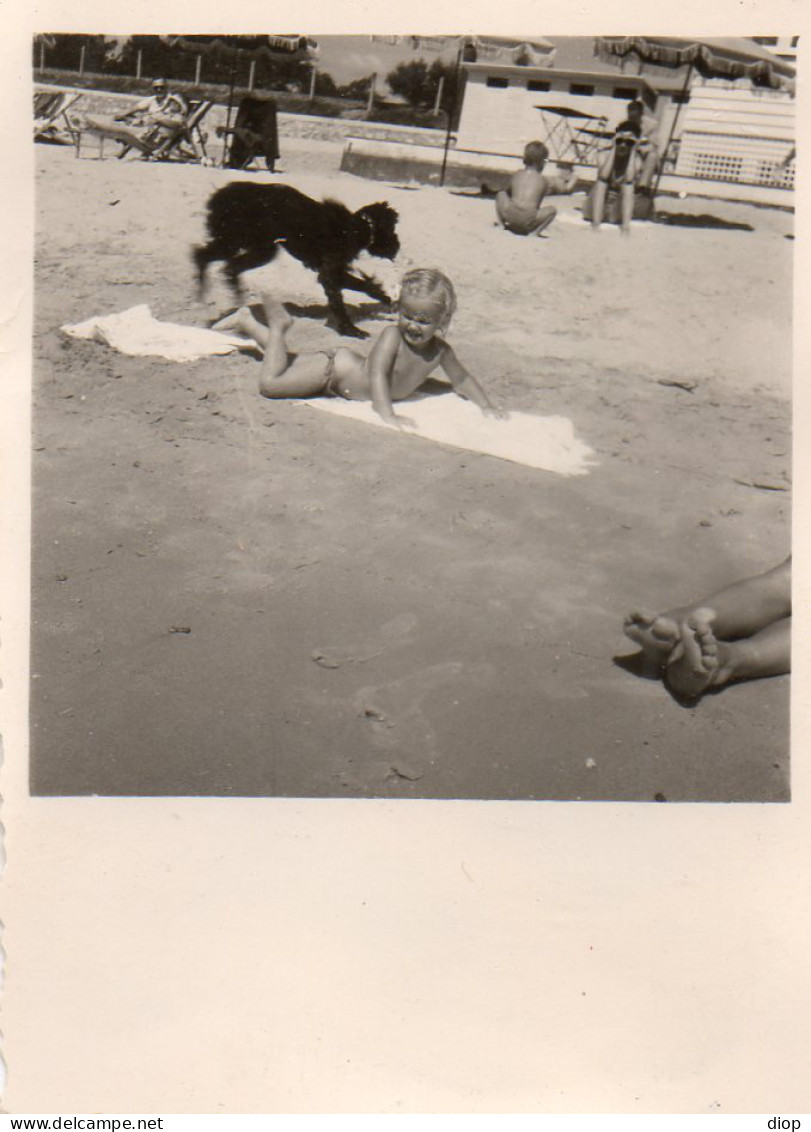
[356,201,400,260]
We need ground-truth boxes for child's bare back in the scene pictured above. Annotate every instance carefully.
[506,166,551,211]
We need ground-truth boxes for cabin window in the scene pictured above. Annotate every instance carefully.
[527,79,551,91]
[486,76,509,88]
[612,86,638,100]
[569,83,595,96]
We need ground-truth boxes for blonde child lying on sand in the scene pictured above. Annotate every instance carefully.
[218,268,506,430]
[624,557,791,700]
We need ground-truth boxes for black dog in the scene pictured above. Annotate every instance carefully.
[194,182,400,338]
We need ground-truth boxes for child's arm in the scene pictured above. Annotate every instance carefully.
[440,344,507,419]
[367,326,416,430]
[547,165,579,195]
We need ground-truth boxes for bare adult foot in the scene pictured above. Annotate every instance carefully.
[664,612,732,699]
[623,610,681,664]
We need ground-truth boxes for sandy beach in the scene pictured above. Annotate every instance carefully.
[31,136,792,802]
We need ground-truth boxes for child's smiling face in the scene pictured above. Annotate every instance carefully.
[397,293,446,348]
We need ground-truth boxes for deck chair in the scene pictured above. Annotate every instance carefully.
[118,99,214,163]
[34,90,81,144]
[72,114,157,159]
[534,104,612,165]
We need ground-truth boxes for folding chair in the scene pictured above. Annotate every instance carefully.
[534,104,612,165]
[120,99,214,163]
[34,91,81,144]
[74,100,213,164]
[72,115,156,159]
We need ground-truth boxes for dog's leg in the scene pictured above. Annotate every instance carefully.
[224,246,280,299]
[192,244,216,298]
[339,270,392,305]
[318,266,367,339]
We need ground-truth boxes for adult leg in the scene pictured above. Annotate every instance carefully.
[637,147,659,193]
[591,180,608,229]
[619,183,634,234]
[624,557,792,663]
[665,614,791,699]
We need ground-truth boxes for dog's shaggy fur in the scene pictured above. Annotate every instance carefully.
[194,182,400,338]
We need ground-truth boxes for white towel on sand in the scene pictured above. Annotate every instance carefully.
[61,305,254,363]
[302,392,597,476]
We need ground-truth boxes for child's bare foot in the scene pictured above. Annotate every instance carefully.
[211,307,254,334]
[259,294,294,332]
[664,612,732,700]
[623,610,681,664]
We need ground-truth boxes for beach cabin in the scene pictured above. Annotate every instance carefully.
[455,62,658,160]
[672,81,795,193]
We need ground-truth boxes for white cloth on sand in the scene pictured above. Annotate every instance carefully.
[301,392,597,476]
[60,305,254,363]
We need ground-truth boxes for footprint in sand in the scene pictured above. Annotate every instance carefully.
[352,660,493,779]
[311,612,418,670]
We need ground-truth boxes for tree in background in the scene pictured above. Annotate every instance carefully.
[386,59,433,106]
[337,74,375,101]
[313,70,339,97]
[386,57,459,113]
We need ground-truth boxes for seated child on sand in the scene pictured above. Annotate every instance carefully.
[219,268,506,430]
[495,141,579,236]
[623,557,791,699]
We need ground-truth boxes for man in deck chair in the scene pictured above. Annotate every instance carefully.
[146,98,213,163]
[121,91,213,164]
[115,78,188,132]
[79,79,204,160]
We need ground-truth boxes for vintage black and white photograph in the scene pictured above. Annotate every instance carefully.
[30,32,795,802]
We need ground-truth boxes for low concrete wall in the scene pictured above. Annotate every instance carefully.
[340,137,516,190]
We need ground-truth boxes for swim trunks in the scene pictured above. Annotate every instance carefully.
[497,195,544,236]
[322,351,352,399]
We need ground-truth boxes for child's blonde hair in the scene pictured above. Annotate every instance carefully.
[398,268,457,328]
